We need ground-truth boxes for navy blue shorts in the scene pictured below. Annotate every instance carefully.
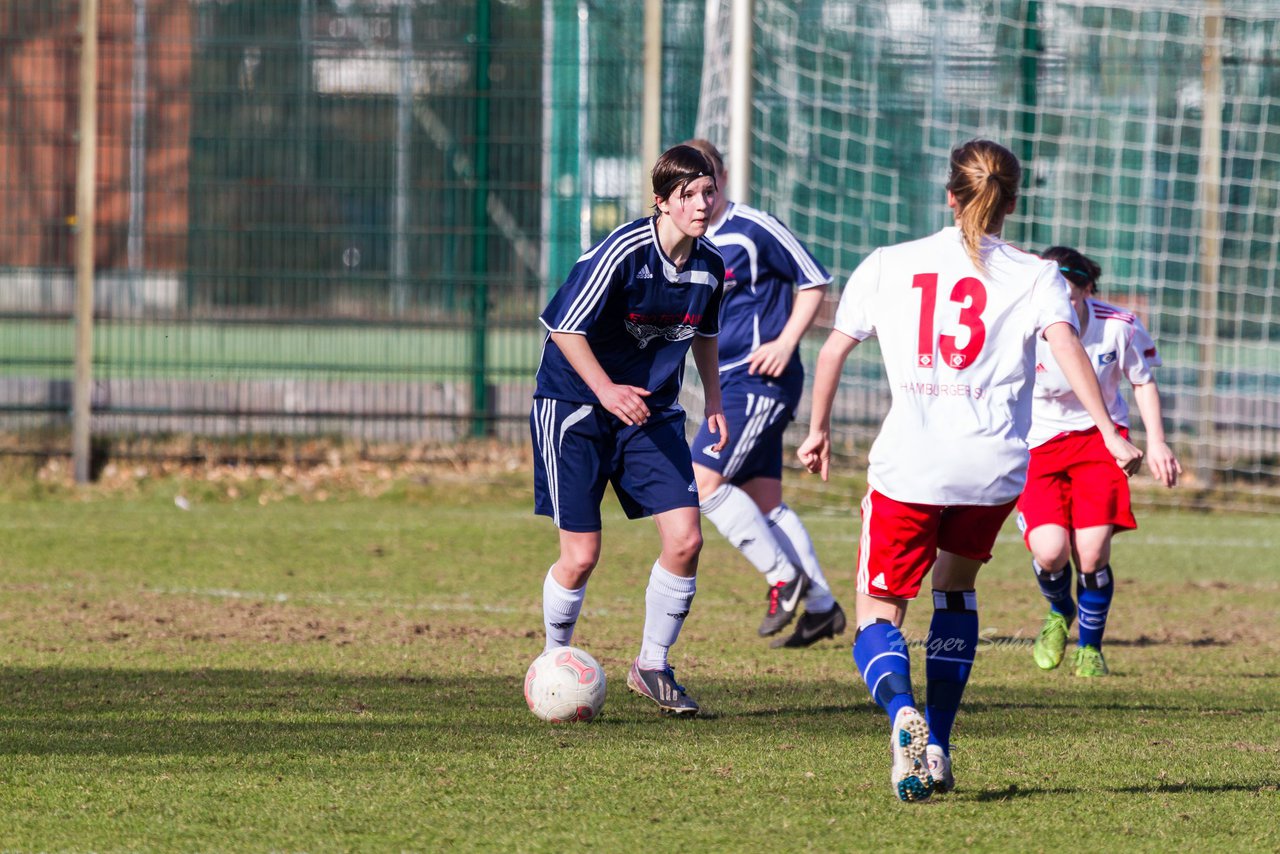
[531,398,698,533]
[690,375,795,484]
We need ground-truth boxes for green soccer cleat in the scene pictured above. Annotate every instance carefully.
[1032,610,1070,671]
[1074,644,1110,677]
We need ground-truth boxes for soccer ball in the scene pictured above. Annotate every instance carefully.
[524,645,607,723]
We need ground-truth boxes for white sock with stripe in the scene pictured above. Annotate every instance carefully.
[638,561,696,669]
[767,503,836,611]
[700,483,796,585]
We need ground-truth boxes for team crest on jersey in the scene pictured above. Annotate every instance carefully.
[948,353,969,368]
[1097,350,1117,366]
[918,354,933,367]
[625,318,696,349]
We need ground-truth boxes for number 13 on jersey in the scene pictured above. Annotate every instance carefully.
[913,273,987,370]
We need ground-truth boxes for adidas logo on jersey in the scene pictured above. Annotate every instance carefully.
[870,572,888,590]
[636,264,653,279]
[701,445,722,460]
[1035,362,1047,373]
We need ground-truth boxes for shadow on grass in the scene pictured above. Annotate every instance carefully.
[728,697,1275,720]
[0,666,552,758]
[973,781,1273,801]
[983,635,1237,648]
[3,666,1274,760]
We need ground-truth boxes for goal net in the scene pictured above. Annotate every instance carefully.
[688,0,1280,509]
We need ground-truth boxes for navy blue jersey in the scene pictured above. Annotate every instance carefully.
[707,202,831,389]
[536,216,725,410]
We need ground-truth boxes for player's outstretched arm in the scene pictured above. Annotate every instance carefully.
[797,329,860,482]
[550,331,651,426]
[1044,322,1143,475]
[692,335,729,452]
[747,286,827,378]
[1132,381,1181,487]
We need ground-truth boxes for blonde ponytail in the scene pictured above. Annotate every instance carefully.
[946,140,1021,272]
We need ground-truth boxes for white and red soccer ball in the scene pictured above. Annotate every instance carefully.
[524,646,606,722]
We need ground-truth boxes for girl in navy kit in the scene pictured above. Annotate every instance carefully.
[532,144,728,717]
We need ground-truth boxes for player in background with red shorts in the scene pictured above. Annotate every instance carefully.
[1019,246,1181,679]
[798,140,1143,802]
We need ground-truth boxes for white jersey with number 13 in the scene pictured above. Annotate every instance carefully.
[834,226,1077,506]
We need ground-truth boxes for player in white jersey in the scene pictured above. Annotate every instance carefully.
[682,139,844,648]
[532,145,729,717]
[1019,246,1181,679]
[797,140,1143,801]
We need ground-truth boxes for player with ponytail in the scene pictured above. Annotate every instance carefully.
[946,139,1022,274]
[798,139,1143,801]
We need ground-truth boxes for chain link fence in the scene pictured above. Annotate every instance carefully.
[2,1,1278,507]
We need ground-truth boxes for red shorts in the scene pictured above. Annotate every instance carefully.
[1017,426,1136,545]
[856,487,1017,600]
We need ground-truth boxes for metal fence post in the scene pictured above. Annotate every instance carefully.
[728,0,752,203]
[1197,0,1223,487]
[73,0,100,484]
[471,0,492,437]
[544,0,582,298]
[1019,0,1043,247]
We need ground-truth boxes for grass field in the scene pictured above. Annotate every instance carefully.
[0,464,1277,851]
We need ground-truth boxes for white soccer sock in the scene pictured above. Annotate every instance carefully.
[768,503,836,612]
[638,560,696,669]
[700,483,796,585]
[543,567,587,650]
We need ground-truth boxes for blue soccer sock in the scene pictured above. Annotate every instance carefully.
[853,620,914,723]
[925,590,978,755]
[1076,564,1115,649]
[1033,559,1076,624]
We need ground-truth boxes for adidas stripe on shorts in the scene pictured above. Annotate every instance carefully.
[531,398,699,533]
